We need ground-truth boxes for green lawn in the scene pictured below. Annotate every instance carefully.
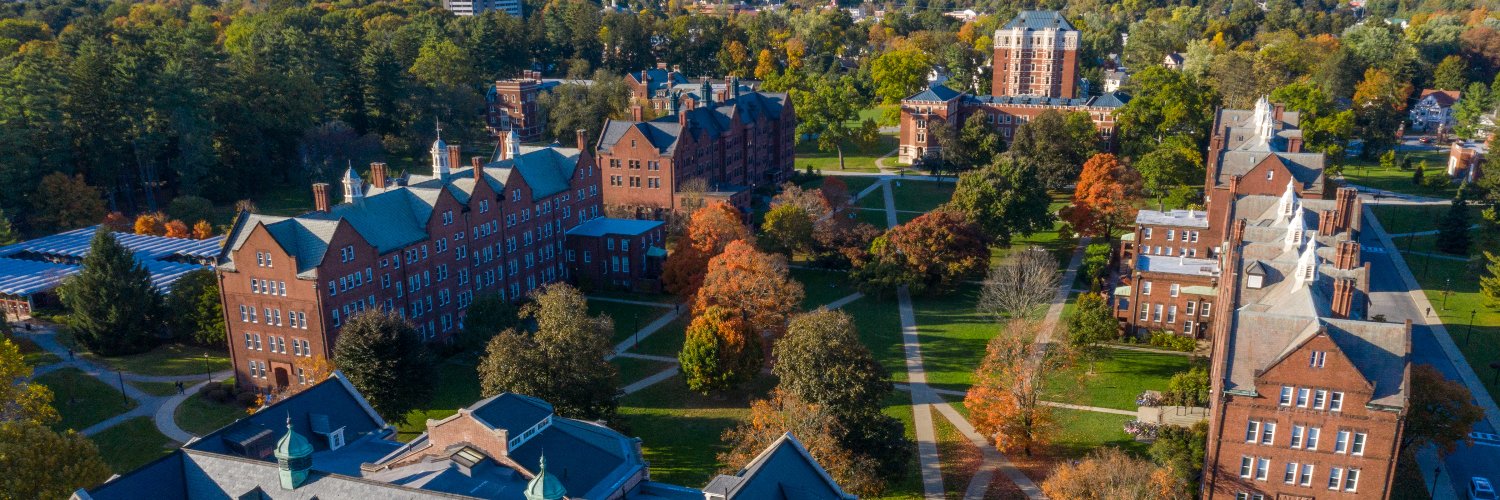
[8,334,60,367]
[839,295,908,382]
[1398,250,1500,403]
[911,284,993,392]
[1049,408,1148,460]
[613,356,675,386]
[856,208,889,227]
[1341,150,1464,199]
[81,343,230,377]
[589,300,671,343]
[1042,348,1199,411]
[617,374,776,487]
[130,380,183,397]
[397,357,482,440]
[874,392,923,499]
[35,368,135,432]
[91,417,177,474]
[632,316,689,358]
[792,268,854,309]
[794,135,897,173]
[175,393,247,436]
[888,179,954,213]
[1370,204,1449,236]
[857,186,889,210]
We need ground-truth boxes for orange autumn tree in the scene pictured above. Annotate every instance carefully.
[693,239,804,341]
[133,213,164,236]
[678,305,760,394]
[718,389,885,497]
[192,220,214,239]
[965,319,1066,457]
[662,203,752,297]
[855,210,988,295]
[1041,448,1185,500]
[163,219,190,238]
[1062,153,1141,237]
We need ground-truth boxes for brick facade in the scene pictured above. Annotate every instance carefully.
[485,71,546,142]
[990,10,1080,98]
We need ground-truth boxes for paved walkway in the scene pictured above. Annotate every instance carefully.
[896,383,1135,417]
[1405,250,1471,262]
[609,308,683,357]
[1103,343,1198,357]
[613,352,678,363]
[1345,183,1448,205]
[622,366,679,395]
[1038,238,1091,344]
[1387,224,1480,238]
[584,296,677,308]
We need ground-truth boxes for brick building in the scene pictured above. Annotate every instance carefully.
[485,71,550,142]
[991,10,1080,99]
[897,10,1126,164]
[594,83,795,217]
[217,130,658,391]
[1113,209,1220,339]
[564,217,666,292]
[625,64,689,111]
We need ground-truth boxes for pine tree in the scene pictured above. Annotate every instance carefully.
[332,311,435,422]
[0,209,17,245]
[1481,252,1500,306]
[1436,194,1472,255]
[1413,162,1426,186]
[58,228,161,356]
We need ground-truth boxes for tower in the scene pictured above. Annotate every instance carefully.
[990,11,1080,98]
[275,417,313,490]
[432,122,450,178]
[342,165,363,203]
[506,129,521,161]
[524,454,567,500]
[700,79,714,107]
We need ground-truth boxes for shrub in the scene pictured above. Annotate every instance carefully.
[234,391,259,408]
[1123,420,1159,440]
[1163,367,1210,407]
[1148,331,1197,352]
[204,387,228,403]
[1079,243,1112,291]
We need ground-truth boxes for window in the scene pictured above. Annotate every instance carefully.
[1255,458,1269,481]
[1153,304,1163,322]
[1284,462,1298,484]
[1306,427,1320,450]
[1310,350,1326,368]
[1296,388,1310,407]
[1201,302,1211,317]
[1261,422,1276,445]
[1314,389,1327,409]
[1299,464,1314,487]
[1343,468,1360,492]
[1290,425,1304,448]
[1240,456,1253,478]
[1335,430,1350,453]
[1167,229,1175,241]
[1142,281,1152,295]
[1186,301,1196,315]
[1170,284,1180,297]
[1139,305,1149,321]
[1166,306,1177,323]
[1245,420,1260,442]
[1329,392,1344,411]
[1350,432,1366,455]
[1280,386,1293,406]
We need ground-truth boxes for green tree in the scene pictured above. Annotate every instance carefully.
[1379,149,1397,171]
[0,208,16,245]
[166,269,225,345]
[956,112,1005,171]
[1066,294,1117,371]
[1,337,58,425]
[1163,366,1210,406]
[1007,110,1100,189]
[478,284,619,420]
[679,306,760,394]
[1148,422,1208,497]
[1133,136,1202,206]
[332,311,435,423]
[1436,192,1472,255]
[538,68,630,146]
[1481,251,1500,306]
[0,421,111,498]
[1432,55,1467,91]
[1116,66,1216,156]
[58,228,161,356]
[792,75,860,169]
[870,46,931,104]
[761,204,815,255]
[1453,81,1493,138]
[457,292,520,351]
[1413,161,1426,186]
[30,173,105,232]
[945,156,1054,245]
[774,308,909,477]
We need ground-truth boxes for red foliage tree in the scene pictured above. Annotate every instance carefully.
[859,210,988,294]
[693,239,804,342]
[163,219,190,238]
[662,203,752,296]
[1062,153,1140,237]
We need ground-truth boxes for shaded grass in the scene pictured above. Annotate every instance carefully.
[857,207,890,227]
[633,316,689,358]
[794,135,898,173]
[888,179,955,213]
[92,417,177,474]
[612,356,675,386]
[1048,407,1148,460]
[588,299,671,343]
[1399,250,1500,403]
[840,294,908,382]
[1042,348,1198,411]
[1342,150,1464,199]
[35,368,135,432]
[792,267,853,310]
[934,409,981,500]
[175,392,247,436]
[130,380,183,397]
[1391,450,1433,500]
[8,334,60,367]
[82,343,230,377]
[396,357,482,441]
[617,373,776,486]
[1371,204,1449,236]
[874,392,924,499]
[911,284,993,392]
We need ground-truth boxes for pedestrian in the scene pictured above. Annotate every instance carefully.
[176,381,185,395]
[67,348,74,360]
[1427,307,1432,317]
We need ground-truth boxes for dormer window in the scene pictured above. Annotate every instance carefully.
[1309,350,1326,368]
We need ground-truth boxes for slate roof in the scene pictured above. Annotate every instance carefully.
[703,433,855,500]
[565,217,664,237]
[1001,10,1076,31]
[628,68,690,95]
[906,83,964,102]
[596,90,789,156]
[967,92,1130,108]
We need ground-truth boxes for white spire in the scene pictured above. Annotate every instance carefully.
[431,121,449,178]
[1278,180,1298,222]
[506,129,521,161]
[342,164,363,202]
[1284,202,1306,252]
[1293,234,1319,291]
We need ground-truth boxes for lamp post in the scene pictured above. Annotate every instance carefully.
[116,369,127,405]
[203,353,210,384]
[1443,278,1452,310]
[1430,466,1442,498]
[1467,310,1477,347]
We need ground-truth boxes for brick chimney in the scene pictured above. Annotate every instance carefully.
[1331,277,1356,318]
[1232,219,1247,246]
[370,162,387,189]
[1317,209,1337,234]
[1286,136,1303,153]
[1273,103,1285,123]
[472,156,484,181]
[313,183,330,212]
[1332,187,1358,234]
[446,145,461,179]
[576,129,588,151]
[631,105,643,122]
[656,62,668,70]
[1333,240,1361,269]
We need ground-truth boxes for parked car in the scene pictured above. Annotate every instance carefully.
[1420,136,1433,144]
[1472,477,1498,500]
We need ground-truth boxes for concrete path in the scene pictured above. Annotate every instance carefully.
[622,366,680,395]
[1405,250,1471,262]
[1345,183,1448,205]
[1037,400,1137,416]
[609,308,683,357]
[1386,224,1480,238]
[1038,238,1091,344]
[874,149,899,173]
[585,296,677,308]
[154,379,215,441]
[613,352,679,363]
[1102,343,1197,356]
[897,286,946,500]
[822,292,864,311]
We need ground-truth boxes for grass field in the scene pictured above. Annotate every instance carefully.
[911,284,993,392]
[92,417,177,474]
[889,179,955,213]
[617,374,776,487]
[1042,348,1200,411]
[82,343,230,377]
[1370,204,1449,236]
[8,334,60,367]
[588,299,671,343]
[792,267,854,309]
[839,294,908,382]
[396,357,482,440]
[35,368,135,432]
[175,392,247,436]
[1398,251,1500,402]
[1049,407,1148,459]
[130,380,183,396]
[1341,150,1463,199]
[795,135,897,173]
[874,392,924,499]
[612,356,675,385]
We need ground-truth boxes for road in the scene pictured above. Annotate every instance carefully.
[1358,207,1500,497]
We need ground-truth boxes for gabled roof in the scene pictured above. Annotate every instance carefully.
[1418,89,1461,108]
[905,83,964,103]
[1001,10,1076,31]
[704,433,855,500]
[597,91,789,157]
[565,217,664,237]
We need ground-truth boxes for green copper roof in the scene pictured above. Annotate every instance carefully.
[276,418,314,459]
[525,455,567,500]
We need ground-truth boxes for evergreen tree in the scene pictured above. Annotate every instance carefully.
[1412,162,1426,186]
[332,311,435,423]
[58,228,161,356]
[166,269,225,345]
[1437,193,1472,255]
[1482,252,1500,307]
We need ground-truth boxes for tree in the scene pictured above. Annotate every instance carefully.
[719,390,885,497]
[965,320,1063,457]
[133,213,163,236]
[0,209,17,245]
[761,204,815,255]
[793,75,860,169]
[478,284,619,420]
[163,219,190,238]
[1481,251,1500,306]
[1436,193,1472,255]
[1352,68,1413,154]
[1379,149,1398,171]
[191,220,214,239]
[30,173,105,232]
[955,111,1005,171]
[870,46,931,104]
[679,305,759,394]
[1063,153,1141,237]
[1433,55,1468,91]
[753,48,778,80]
[1133,136,1202,206]
[1,337,57,425]
[1006,110,1099,189]
[1148,422,1208,498]
[662,203,751,297]
[1116,66,1216,155]
[1163,366,1210,407]
[537,68,630,146]
[855,211,988,295]
[58,228,161,356]
[1041,448,1183,500]
[977,247,1059,320]
[1066,294,1117,371]
[0,421,111,498]
[1453,81,1493,137]
[946,157,1054,245]
[166,269,224,345]
[1402,364,1484,454]
[1413,161,1427,186]
[693,240,804,340]
[457,292,519,351]
[332,311,435,423]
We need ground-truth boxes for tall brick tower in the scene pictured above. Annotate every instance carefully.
[990,10,1080,99]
